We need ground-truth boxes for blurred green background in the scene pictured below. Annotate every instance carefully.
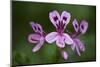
[12,1,96,66]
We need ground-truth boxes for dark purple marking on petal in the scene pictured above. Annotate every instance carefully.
[56,21,60,29]
[60,21,63,29]
[56,20,65,31]
[56,24,59,28]
[31,37,38,41]
[81,25,84,30]
[61,21,65,29]
[37,27,41,31]
[58,26,60,29]
[58,21,61,26]
[75,24,78,29]
[33,25,37,30]
[63,16,67,21]
[54,16,58,22]
[62,23,65,28]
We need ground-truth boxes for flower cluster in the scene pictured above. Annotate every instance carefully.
[28,10,88,60]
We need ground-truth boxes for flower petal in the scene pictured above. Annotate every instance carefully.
[71,41,76,51]
[72,19,79,32]
[79,43,85,52]
[75,38,85,52]
[45,32,57,43]
[61,51,68,60]
[61,11,71,28]
[56,35,65,48]
[73,38,85,56]
[32,37,44,52]
[30,22,44,34]
[28,34,41,43]
[71,39,81,56]
[63,33,73,45]
[30,22,38,32]
[80,20,88,34]
[49,10,60,28]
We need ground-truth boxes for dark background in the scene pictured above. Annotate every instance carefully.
[12,1,96,66]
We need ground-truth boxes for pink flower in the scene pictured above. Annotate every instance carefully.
[45,10,73,48]
[28,22,45,52]
[71,19,88,56]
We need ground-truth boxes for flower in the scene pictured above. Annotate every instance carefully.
[71,19,88,56]
[45,10,73,48]
[28,22,45,52]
